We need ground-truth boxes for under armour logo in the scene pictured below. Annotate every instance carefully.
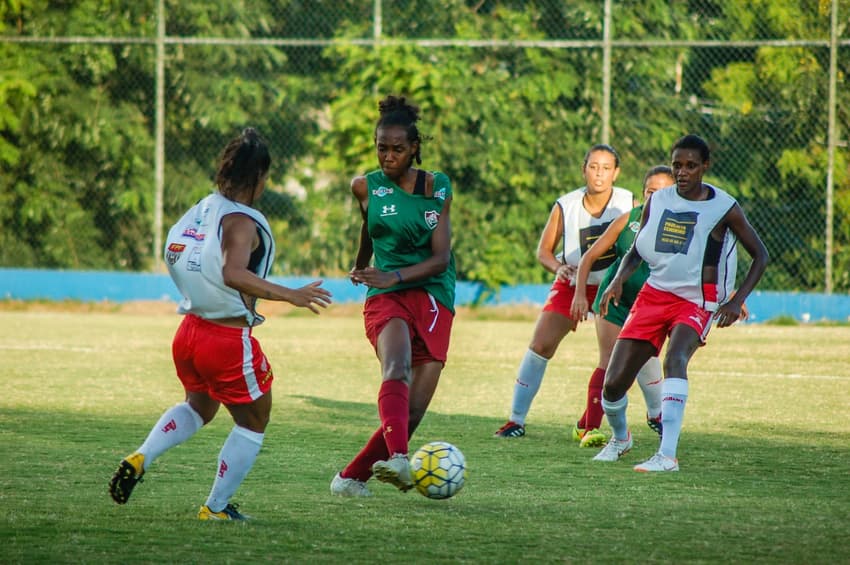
[162,419,177,433]
[218,460,228,478]
[381,204,397,216]
[688,314,704,328]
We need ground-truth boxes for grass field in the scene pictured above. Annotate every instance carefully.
[1,304,849,564]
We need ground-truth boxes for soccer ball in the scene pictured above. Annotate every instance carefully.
[410,441,467,499]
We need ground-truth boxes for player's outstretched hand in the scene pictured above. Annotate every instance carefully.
[289,280,332,314]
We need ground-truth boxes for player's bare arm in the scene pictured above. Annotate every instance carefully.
[570,210,630,320]
[713,203,769,327]
[537,204,574,282]
[221,213,332,313]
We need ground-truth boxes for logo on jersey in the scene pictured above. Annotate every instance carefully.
[372,186,394,197]
[580,221,615,271]
[628,221,641,233]
[181,226,205,241]
[186,246,202,271]
[165,243,186,265]
[655,210,697,254]
[433,188,447,200]
[424,210,439,229]
[381,204,398,217]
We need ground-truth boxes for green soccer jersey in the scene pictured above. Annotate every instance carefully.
[593,205,650,315]
[365,169,456,312]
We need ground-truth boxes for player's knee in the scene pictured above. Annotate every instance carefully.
[382,359,411,383]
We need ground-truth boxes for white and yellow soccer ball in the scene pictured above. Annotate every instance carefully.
[410,441,467,499]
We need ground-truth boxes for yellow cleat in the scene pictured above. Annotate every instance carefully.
[198,503,250,521]
[109,452,145,504]
[579,428,607,448]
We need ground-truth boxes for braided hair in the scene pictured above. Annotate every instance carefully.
[375,95,422,166]
[215,128,271,202]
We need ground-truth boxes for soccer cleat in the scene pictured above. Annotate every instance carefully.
[371,454,414,492]
[330,473,373,497]
[109,452,145,504]
[592,432,633,462]
[634,452,679,472]
[579,428,607,448]
[494,421,525,438]
[571,423,586,442]
[198,503,251,521]
[646,414,663,436]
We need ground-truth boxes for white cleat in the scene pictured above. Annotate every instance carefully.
[371,453,414,492]
[634,452,679,472]
[592,432,633,462]
[330,473,373,497]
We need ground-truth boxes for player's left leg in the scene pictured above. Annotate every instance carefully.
[199,391,271,520]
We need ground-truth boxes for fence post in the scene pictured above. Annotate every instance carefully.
[825,0,838,294]
[153,0,166,270]
[601,0,612,145]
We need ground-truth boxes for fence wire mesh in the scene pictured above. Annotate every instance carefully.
[1,0,847,292]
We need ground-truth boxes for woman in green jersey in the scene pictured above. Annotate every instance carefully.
[331,95,456,497]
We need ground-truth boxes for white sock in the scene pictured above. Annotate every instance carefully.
[659,378,689,459]
[138,402,203,470]
[601,395,629,441]
[636,356,663,419]
[205,426,264,512]
[509,349,548,425]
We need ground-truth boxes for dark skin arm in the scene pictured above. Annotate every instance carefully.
[220,213,332,313]
[349,173,453,288]
[597,199,652,317]
[711,203,769,327]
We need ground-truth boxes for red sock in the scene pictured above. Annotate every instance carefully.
[585,368,606,430]
[378,379,409,456]
[577,411,588,430]
[341,427,387,482]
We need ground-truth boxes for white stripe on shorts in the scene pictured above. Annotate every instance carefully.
[427,293,439,333]
[241,327,262,400]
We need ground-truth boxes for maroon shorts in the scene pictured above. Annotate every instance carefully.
[363,288,454,366]
[542,278,598,321]
[172,314,273,405]
[619,284,713,355]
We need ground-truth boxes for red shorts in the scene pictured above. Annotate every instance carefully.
[542,278,598,321]
[172,314,273,405]
[619,284,713,355]
[363,288,454,366]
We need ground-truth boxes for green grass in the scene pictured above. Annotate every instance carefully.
[1,308,849,564]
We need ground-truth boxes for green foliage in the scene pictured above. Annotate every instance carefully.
[0,0,847,291]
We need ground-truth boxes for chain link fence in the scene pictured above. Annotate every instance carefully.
[1,0,847,293]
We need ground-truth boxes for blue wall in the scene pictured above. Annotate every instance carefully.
[2,268,849,323]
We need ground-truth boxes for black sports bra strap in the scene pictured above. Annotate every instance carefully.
[413,169,426,196]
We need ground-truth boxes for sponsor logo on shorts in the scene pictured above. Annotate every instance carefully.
[629,221,641,233]
[165,243,186,265]
[424,210,439,229]
[372,186,394,197]
[688,314,704,328]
